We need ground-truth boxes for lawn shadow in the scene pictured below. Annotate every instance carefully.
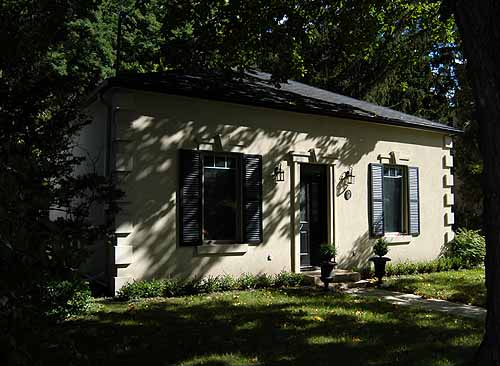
[39,288,481,366]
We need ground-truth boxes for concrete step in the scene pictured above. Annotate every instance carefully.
[302,269,361,287]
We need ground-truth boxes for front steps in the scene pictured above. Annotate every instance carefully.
[302,269,362,287]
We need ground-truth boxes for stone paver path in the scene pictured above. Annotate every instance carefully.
[344,287,486,320]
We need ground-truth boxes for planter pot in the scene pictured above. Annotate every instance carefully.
[320,261,337,289]
[369,256,391,284]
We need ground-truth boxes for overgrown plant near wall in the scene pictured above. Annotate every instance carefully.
[442,228,486,267]
[358,257,475,279]
[385,257,469,276]
[357,229,485,279]
[117,272,307,300]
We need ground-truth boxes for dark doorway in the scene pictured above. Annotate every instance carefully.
[299,164,328,269]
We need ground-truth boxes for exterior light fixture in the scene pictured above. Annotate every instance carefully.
[345,166,355,185]
[273,163,285,182]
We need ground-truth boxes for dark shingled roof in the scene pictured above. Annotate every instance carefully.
[95,70,461,134]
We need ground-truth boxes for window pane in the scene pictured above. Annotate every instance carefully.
[204,155,214,168]
[227,156,236,169]
[215,156,225,168]
[385,166,403,178]
[203,164,238,240]
[383,175,403,232]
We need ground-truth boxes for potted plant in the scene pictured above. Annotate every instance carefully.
[369,238,391,284]
[319,243,337,288]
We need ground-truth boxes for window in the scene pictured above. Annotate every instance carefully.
[369,163,420,237]
[202,153,240,242]
[383,166,406,233]
[179,149,263,246]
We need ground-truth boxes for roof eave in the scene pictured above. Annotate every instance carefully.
[94,78,463,135]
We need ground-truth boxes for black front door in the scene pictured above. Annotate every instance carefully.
[300,164,327,269]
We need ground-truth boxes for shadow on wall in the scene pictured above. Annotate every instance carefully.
[114,103,380,281]
[339,231,374,269]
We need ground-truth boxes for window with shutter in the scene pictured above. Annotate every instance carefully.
[202,153,241,242]
[369,163,385,237]
[243,155,263,244]
[407,167,420,236]
[369,163,420,237]
[179,149,202,245]
[178,150,263,245]
[383,166,404,233]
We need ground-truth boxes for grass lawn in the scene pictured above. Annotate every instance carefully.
[384,268,486,307]
[36,288,482,366]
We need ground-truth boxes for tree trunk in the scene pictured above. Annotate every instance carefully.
[453,1,500,364]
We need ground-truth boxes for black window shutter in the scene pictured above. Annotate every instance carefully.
[408,166,420,236]
[369,163,385,237]
[179,149,202,245]
[242,154,263,244]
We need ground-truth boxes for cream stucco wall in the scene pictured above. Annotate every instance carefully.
[97,88,455,291]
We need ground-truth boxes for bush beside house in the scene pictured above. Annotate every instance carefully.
[442,228,485,267]
[117,272,307,300]
[358,228,485,278]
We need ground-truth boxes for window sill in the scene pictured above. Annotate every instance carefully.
[196,243,248,255]
[384,234,412,245]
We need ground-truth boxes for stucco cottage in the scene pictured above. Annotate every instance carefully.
[79,71,460,294]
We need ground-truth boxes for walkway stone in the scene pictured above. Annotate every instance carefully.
[302,269,361,286]
[344,287,486,320]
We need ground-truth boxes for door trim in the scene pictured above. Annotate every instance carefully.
[299,163,327,268]
[288,151,336,273]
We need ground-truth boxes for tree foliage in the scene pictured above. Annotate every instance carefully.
[160,0,459,119]
[0,0,484,363]
[0,1,124,364]
[159,0,481,227]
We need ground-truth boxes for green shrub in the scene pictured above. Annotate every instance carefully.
[42,279,93,319]
[442,228,485,267]
[373,238,389,257]
[199,275,238,293]
[386,261,417,276]
[255,274,274,288]
[162,278,177,297]
[216,274,238,291]
[179,277,203,296]
[200,276,222,293]
[274,271,307,287]
[319,243,336,261]
[384,257,468,277]
[357,256,473,279]
[116,278,167,300]
[116,272,307,300]
[437,257,464,271]
[236,273,258,290]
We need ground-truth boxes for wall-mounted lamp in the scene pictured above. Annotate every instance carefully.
[345,166,355,185]
[273,163,285,182]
